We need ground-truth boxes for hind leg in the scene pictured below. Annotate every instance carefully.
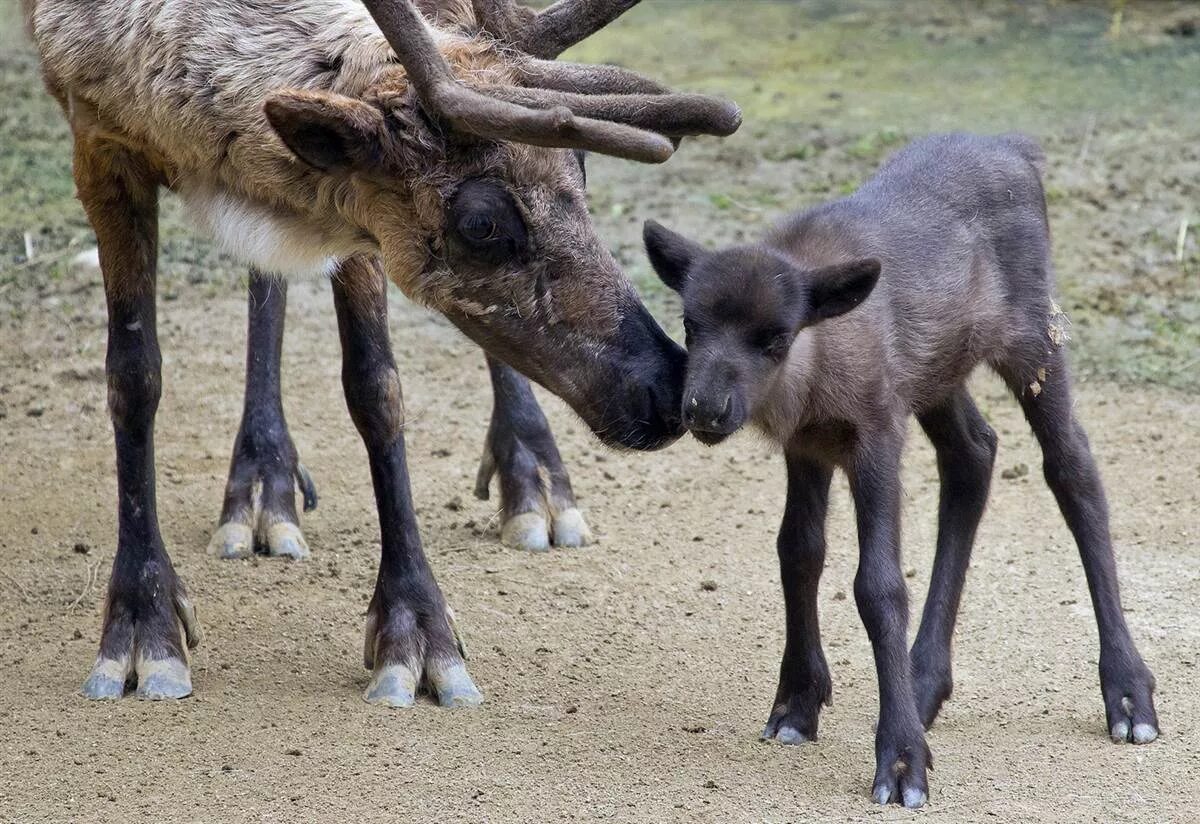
[910,387,998,728]
[75,139,200,700]
[209,269,316,560]
[997,346,1158,744]
[474,355,591,552]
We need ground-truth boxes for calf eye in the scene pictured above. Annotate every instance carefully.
[752,327,791,362]
[447,179,530,266]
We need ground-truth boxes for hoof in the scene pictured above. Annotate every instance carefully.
[264,522,309,559]
[82,654,193,701]
[501,512,551,553]
[551,508,593,548]
[135,656,193,700]
[364,663,418,708]
[871,730,931,809]
[208,522,254,560]
[427,660,484,708]
[762,723,811,746]
[1105,672,1159,745]
[82,656,130,700]
[1111,720,1160,745]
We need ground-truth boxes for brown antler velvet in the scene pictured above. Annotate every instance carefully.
[474,0,642,60]
[362,0,740,162]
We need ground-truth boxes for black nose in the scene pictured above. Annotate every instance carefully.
[683,393,734,433]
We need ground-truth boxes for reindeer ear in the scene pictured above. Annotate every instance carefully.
[265,90,391,174]
[802,258,881,326]
[644,220,706,293]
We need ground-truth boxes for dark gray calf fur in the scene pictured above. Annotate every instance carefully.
[644,133,1159,808]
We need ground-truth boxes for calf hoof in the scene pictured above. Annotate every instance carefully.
[82,578,200,701]
[362,605,483,709]
[1102,658,1159,744]
[871,727,930,809]
[761,701,823,745]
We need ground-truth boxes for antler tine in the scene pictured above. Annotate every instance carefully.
[361,0,675,162]
[489,87,742,138]
[516,0,643,60]
[516,58,671,96]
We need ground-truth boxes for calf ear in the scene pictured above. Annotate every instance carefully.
[803,258,882,325]
[644,220,705,293]
[265,90,391,174]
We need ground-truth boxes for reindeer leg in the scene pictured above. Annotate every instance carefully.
[474,354,592,552]
[76,140,200,701]
[910,387,997,728]
[998,348,1158,745]
[209,269,316,560]
[849,428,930,809]
[333,255,482,709]
[761,452,834,744]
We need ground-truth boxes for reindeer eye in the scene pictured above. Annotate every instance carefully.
[446,179,529,266]
[459,213,496,242]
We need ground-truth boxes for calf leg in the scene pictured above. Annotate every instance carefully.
[848,430,929,809]
[910,387,997,728]
[76,141,200,700]
[761,453,834,744]
[474,355,591,551]
[209,269,317,560]
[333,256,482,708]
[998,349,1158,744]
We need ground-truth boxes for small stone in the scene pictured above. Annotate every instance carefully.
[73,542,90,555]
[1001,463,1029,480]
[445,496,463,512]
[700,579,718,592]
[833,590,846,601]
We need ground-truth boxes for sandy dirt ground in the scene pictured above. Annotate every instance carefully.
[2,274,1199,823]
[2,1,1199,822]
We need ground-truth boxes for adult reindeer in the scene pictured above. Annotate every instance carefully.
[24,0,740,706]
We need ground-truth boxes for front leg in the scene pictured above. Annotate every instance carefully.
[474,354,592,552]
[332,256,481,708]
[848,429,930,809]
[75,140,200,700]
[762,452,834,744]
[209,269,317,560]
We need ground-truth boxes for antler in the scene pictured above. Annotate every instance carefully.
[360,0,740,163]
[473,0,641,60]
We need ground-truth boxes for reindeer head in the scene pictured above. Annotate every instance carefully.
[644,221,881,445]
[262,0,741,450]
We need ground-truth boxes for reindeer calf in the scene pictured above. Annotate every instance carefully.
[644,133,1159,808]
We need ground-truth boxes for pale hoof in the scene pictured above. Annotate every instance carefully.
[501,512,551,553]
[264,522,309,560]
[82,656,130,700]
[551,508,593,548]
[135,656,193,700]
[762,724,811,746]
[1132,723,1159,744]
[208,522,253,560]
[427,660,484,708]
[364,663,418,708]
